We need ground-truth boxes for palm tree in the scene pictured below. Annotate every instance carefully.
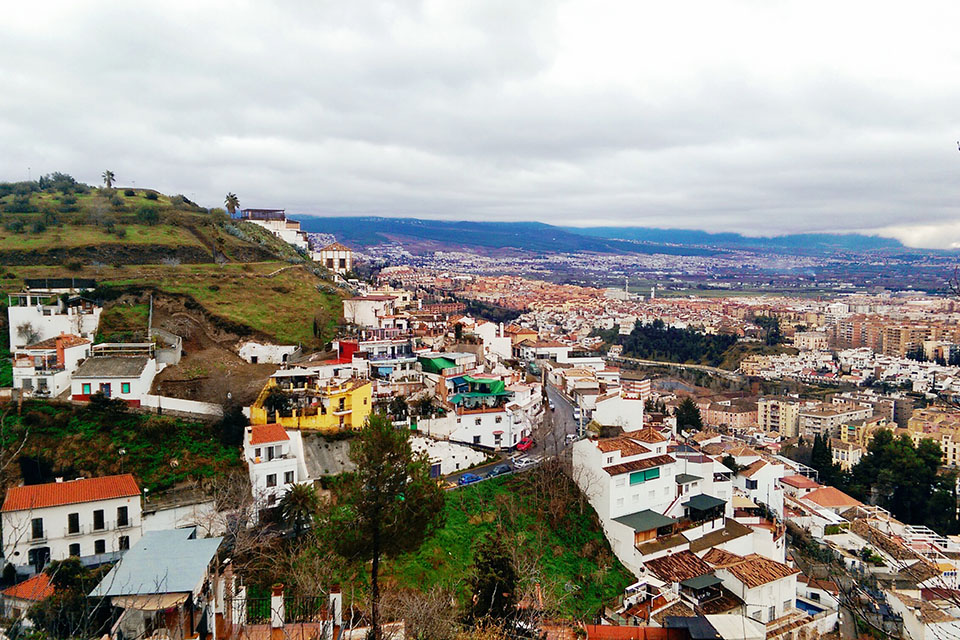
[102,170,115,189]
[278,483,320,537]
[224,192,239,216]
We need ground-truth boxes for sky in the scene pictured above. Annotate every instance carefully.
[2,1,959,247]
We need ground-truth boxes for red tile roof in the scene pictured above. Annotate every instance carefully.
[780,474,820,489]
[644,550,713,583]
[1,573,54,601]
[603,454,675,476]
[1,474,140,512]
[802,486,863,509]
[249,423,290,445]
[24,334,90,350]
[721,553,799,588]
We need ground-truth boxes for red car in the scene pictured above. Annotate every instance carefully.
[516,437,534,452]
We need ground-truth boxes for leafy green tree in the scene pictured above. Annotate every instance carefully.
[466,528,519,626]
[674,397,703,431]
[224,192,240,215]
[279,483,321,538]
[101,170,115,188]
[754,315,783,346]
[847,429,958,533]
[325,413,445,640]
[262,387,292,417]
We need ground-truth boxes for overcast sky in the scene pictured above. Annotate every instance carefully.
[2,1,959,247]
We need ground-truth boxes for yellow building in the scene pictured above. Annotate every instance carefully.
[250,371,372,433]
[838,416,888,448]
[905,406,960,467]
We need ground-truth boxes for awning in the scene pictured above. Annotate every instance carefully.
[683,494,726,511]
[732,495,759,509]
[680,574,723,590]
[613,509,677,533]
[492,430,504,435]
[111,593,190,611]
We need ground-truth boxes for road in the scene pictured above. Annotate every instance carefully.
[608,354,745,382]
[443,386,580,488]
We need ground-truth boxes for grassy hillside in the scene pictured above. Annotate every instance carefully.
[1,400,241,492]
[313,468,634,621]
[0,175,346,346]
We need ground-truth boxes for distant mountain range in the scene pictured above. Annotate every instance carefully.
[563,226,905,252]
[298,215,907,255]
[298,217,721,256]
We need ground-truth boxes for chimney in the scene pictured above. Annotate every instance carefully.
[270,583,285,640]
[56,334,66,367]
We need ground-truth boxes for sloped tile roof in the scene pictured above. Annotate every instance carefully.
[24,334,90,350]
[2,474,140,512]
[2,573,54,601]
[604,454,675,476]
[249,423,290,445]
[722,554,799,589]
[644,550,713,583]
[596,437,650,457]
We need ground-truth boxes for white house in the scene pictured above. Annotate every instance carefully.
[734,458,785,516]
[343,296,396,329]
[243,423,310,507]
[238,209,309,251]
[238,342,301,365]
[8,287,101,349]
[315,242,353,275]
[592,391,645,431]
[711,552,799,624]
[1,474,143,575]
[13,333,91,397]
[71,354,158,406]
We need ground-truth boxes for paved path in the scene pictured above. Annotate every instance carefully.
[609,355,745,381]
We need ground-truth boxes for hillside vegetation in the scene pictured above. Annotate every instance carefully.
[0,174,345,346]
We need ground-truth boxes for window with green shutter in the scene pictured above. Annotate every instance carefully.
[644,468,660,481]
[630,471,646,485]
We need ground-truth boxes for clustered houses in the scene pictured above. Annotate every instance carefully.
[7,278,101,349]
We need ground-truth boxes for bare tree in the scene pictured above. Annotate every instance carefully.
[16,322,40,346]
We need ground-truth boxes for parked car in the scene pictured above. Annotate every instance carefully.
[549,401,556,412]
[565,433,579,445]
[573,408,582,421]
[516,437,535,451]
[485,464,512,478]
[514,456,537,469]
[458,472,483,486]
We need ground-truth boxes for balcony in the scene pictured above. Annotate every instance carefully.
[332,407,352,416]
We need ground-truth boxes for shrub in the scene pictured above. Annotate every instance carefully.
[5,195,33,213]
[136,204,160,225]
[30,220,46,234]
[124,189,135,197]
[66,261,82,272]
[144,191,159,201]
[4,219,25,233]
[112,225,127,238]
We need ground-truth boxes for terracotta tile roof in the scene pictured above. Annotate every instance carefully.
[249,423,290,445]
[2,474,140,512]
[702,548,745,568]
[24,334,90,350]
[649,600,696,625]
[604,454,675,477]
[780,474,820,489]
[2,573,54,601]
[721,554,799,589]
[319,242,351,252]
[624,427,668,444]
[740,459,767,478]
[596,437,650,457]
[802,486,863,509]
[689,430,720,443]
[644,550,713,583]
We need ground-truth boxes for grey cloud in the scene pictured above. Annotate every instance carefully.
[2,1,960,247]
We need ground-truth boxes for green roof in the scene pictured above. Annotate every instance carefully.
[680,574,723,590]
[463,375,507,394]
[419,356,457,374]
[612,509,677,533]
[683,494,726,511]
[675,473,702,485]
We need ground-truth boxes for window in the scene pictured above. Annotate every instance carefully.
[82,383,91,395]
[616,497,624,507]
[495,416,502,423]
[254,447,261,459]
[648,490,656,500]
[119,536,130,551]
[93,510,105,531]
[606,456,614,464]
[326,258,334,268]
[630,468,660,485]
[69,543,80,557]
[99,383,111,397]
[339,258,346,269]
[783,600,791,613]
[746,479,758,490]
[284,471,294,484]
[475,418,482,426]
[68,513,80,534]
[94,540,105,555]
[117,506,129,528]
[768,606,776,622]
[267,446,276,461]
[630,471,645,486]
[121,382,131,394]
[266,474,277,488]
[494,433,502,446]
[31,518,44,540]
[615,478,626,488]
[473,436,481,445]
